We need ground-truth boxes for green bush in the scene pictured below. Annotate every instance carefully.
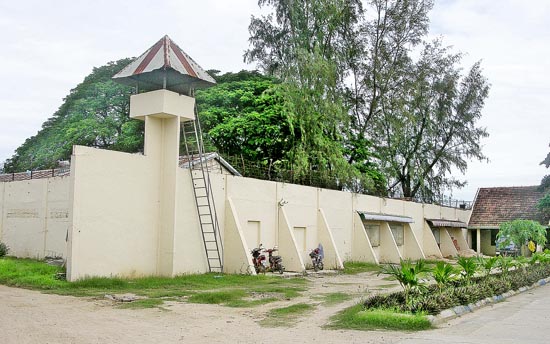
[0,242,9,257]
[364,262,550,315]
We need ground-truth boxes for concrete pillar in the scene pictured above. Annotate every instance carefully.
[476,228,481,254]
[129,89,195,276]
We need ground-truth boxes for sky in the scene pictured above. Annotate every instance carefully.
[0,0,548,201]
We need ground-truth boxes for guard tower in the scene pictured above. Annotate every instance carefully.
[113,35,223,273]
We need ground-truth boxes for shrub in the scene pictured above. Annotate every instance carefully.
[432,261,457,288]
[0,242,9,257]
[457,257,478,283]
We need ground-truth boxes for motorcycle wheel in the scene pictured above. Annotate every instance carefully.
[259,265,266,274]
[313,263,319,272]
[318,262,324,271]
[278,264,285,274]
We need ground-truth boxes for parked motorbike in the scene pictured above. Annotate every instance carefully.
[265,246,285,274]
[251,245,267,274]
[309,244,324,272]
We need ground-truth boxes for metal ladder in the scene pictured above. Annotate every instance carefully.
[181,115,223,273]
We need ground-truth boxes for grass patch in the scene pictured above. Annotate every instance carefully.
[188,290,246,304]
[0,258,307,308]
[329,304,432,331]
[117,298,164,309]
[313,292,352,306]
[260,303,315,327]
[343,261,380,274]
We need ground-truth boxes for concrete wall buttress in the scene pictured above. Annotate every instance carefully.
[278,206,305,272]
[379,222,402,264]
[422,221,443,258]
[447,228,468,252]
[403,223,425,260]
[317,209,344,269]
[223,197,255,274]
[351,212,378,264]
[439,228,459,258]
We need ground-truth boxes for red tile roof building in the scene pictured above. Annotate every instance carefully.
[468,186,546,229]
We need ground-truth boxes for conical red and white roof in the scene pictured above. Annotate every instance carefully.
[113,35,216,93]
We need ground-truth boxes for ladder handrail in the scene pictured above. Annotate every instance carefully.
[181,111,223,273]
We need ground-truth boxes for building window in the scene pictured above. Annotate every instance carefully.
[390,223,404,246]
[365,224,380,247]
[432,228,441,245]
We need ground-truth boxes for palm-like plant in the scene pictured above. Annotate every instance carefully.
[498,256,512,276]
[457,257,478,284]
[379,259,431,304]
[476,256,498,277]
[432,261,457,289]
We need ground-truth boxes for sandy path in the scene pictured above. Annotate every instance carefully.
[0,272,404,344]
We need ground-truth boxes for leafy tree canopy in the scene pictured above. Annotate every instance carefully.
[246,0,490,201]
[3,59,141,172]
[497,219,547,250]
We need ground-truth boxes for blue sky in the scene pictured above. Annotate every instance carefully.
[0,0,548,201]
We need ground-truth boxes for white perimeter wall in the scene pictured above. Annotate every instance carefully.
[68,146,161,280]
[0,177,70,259]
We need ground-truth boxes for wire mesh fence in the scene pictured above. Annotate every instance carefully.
[0,168,70,182]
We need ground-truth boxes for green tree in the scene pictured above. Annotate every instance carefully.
[375,41,489,201]
[497,220,548,254]
[245,0,385,193]
[246,0,489,200]
[3,59,140,172]
[196,70,291,164]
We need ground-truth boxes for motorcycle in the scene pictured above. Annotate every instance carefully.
[251,245,267,274]
[265,246,285,274]
[309,244,324,272]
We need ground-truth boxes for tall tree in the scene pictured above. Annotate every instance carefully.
[246,0,489,200]
[196,70,291,163]
[375,41,489,200]
[245,0,385,190]
[3,59,140,172]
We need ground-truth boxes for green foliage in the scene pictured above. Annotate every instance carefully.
[541,143,550,168]
[342,261,380,274]
[329,304,431,331]
[477,256,498,277]
[497,219,548,251]
[431,261,457,288]
[196,71,290,163]
[247,0,489,200]
[537,193,550,223]
[3,59,141,172]
[0,242,9,257]
[364,261,550,315]
[497,256,513,277]
[457,257,478,283]
[379,260,430,302]
[0,258,306,308]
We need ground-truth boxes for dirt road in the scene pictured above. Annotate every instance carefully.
[3,272,546,344]
[0,272,403,344]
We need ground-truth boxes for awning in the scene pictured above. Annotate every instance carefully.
[426,219,467,228]
[358,211,414,223]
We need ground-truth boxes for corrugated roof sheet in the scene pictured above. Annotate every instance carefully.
[426,219,467,228]
[113,35,216,93]
[468,186,545,228]
[358,212,414,223]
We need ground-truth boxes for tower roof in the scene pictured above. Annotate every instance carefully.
[113,35,216,94]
